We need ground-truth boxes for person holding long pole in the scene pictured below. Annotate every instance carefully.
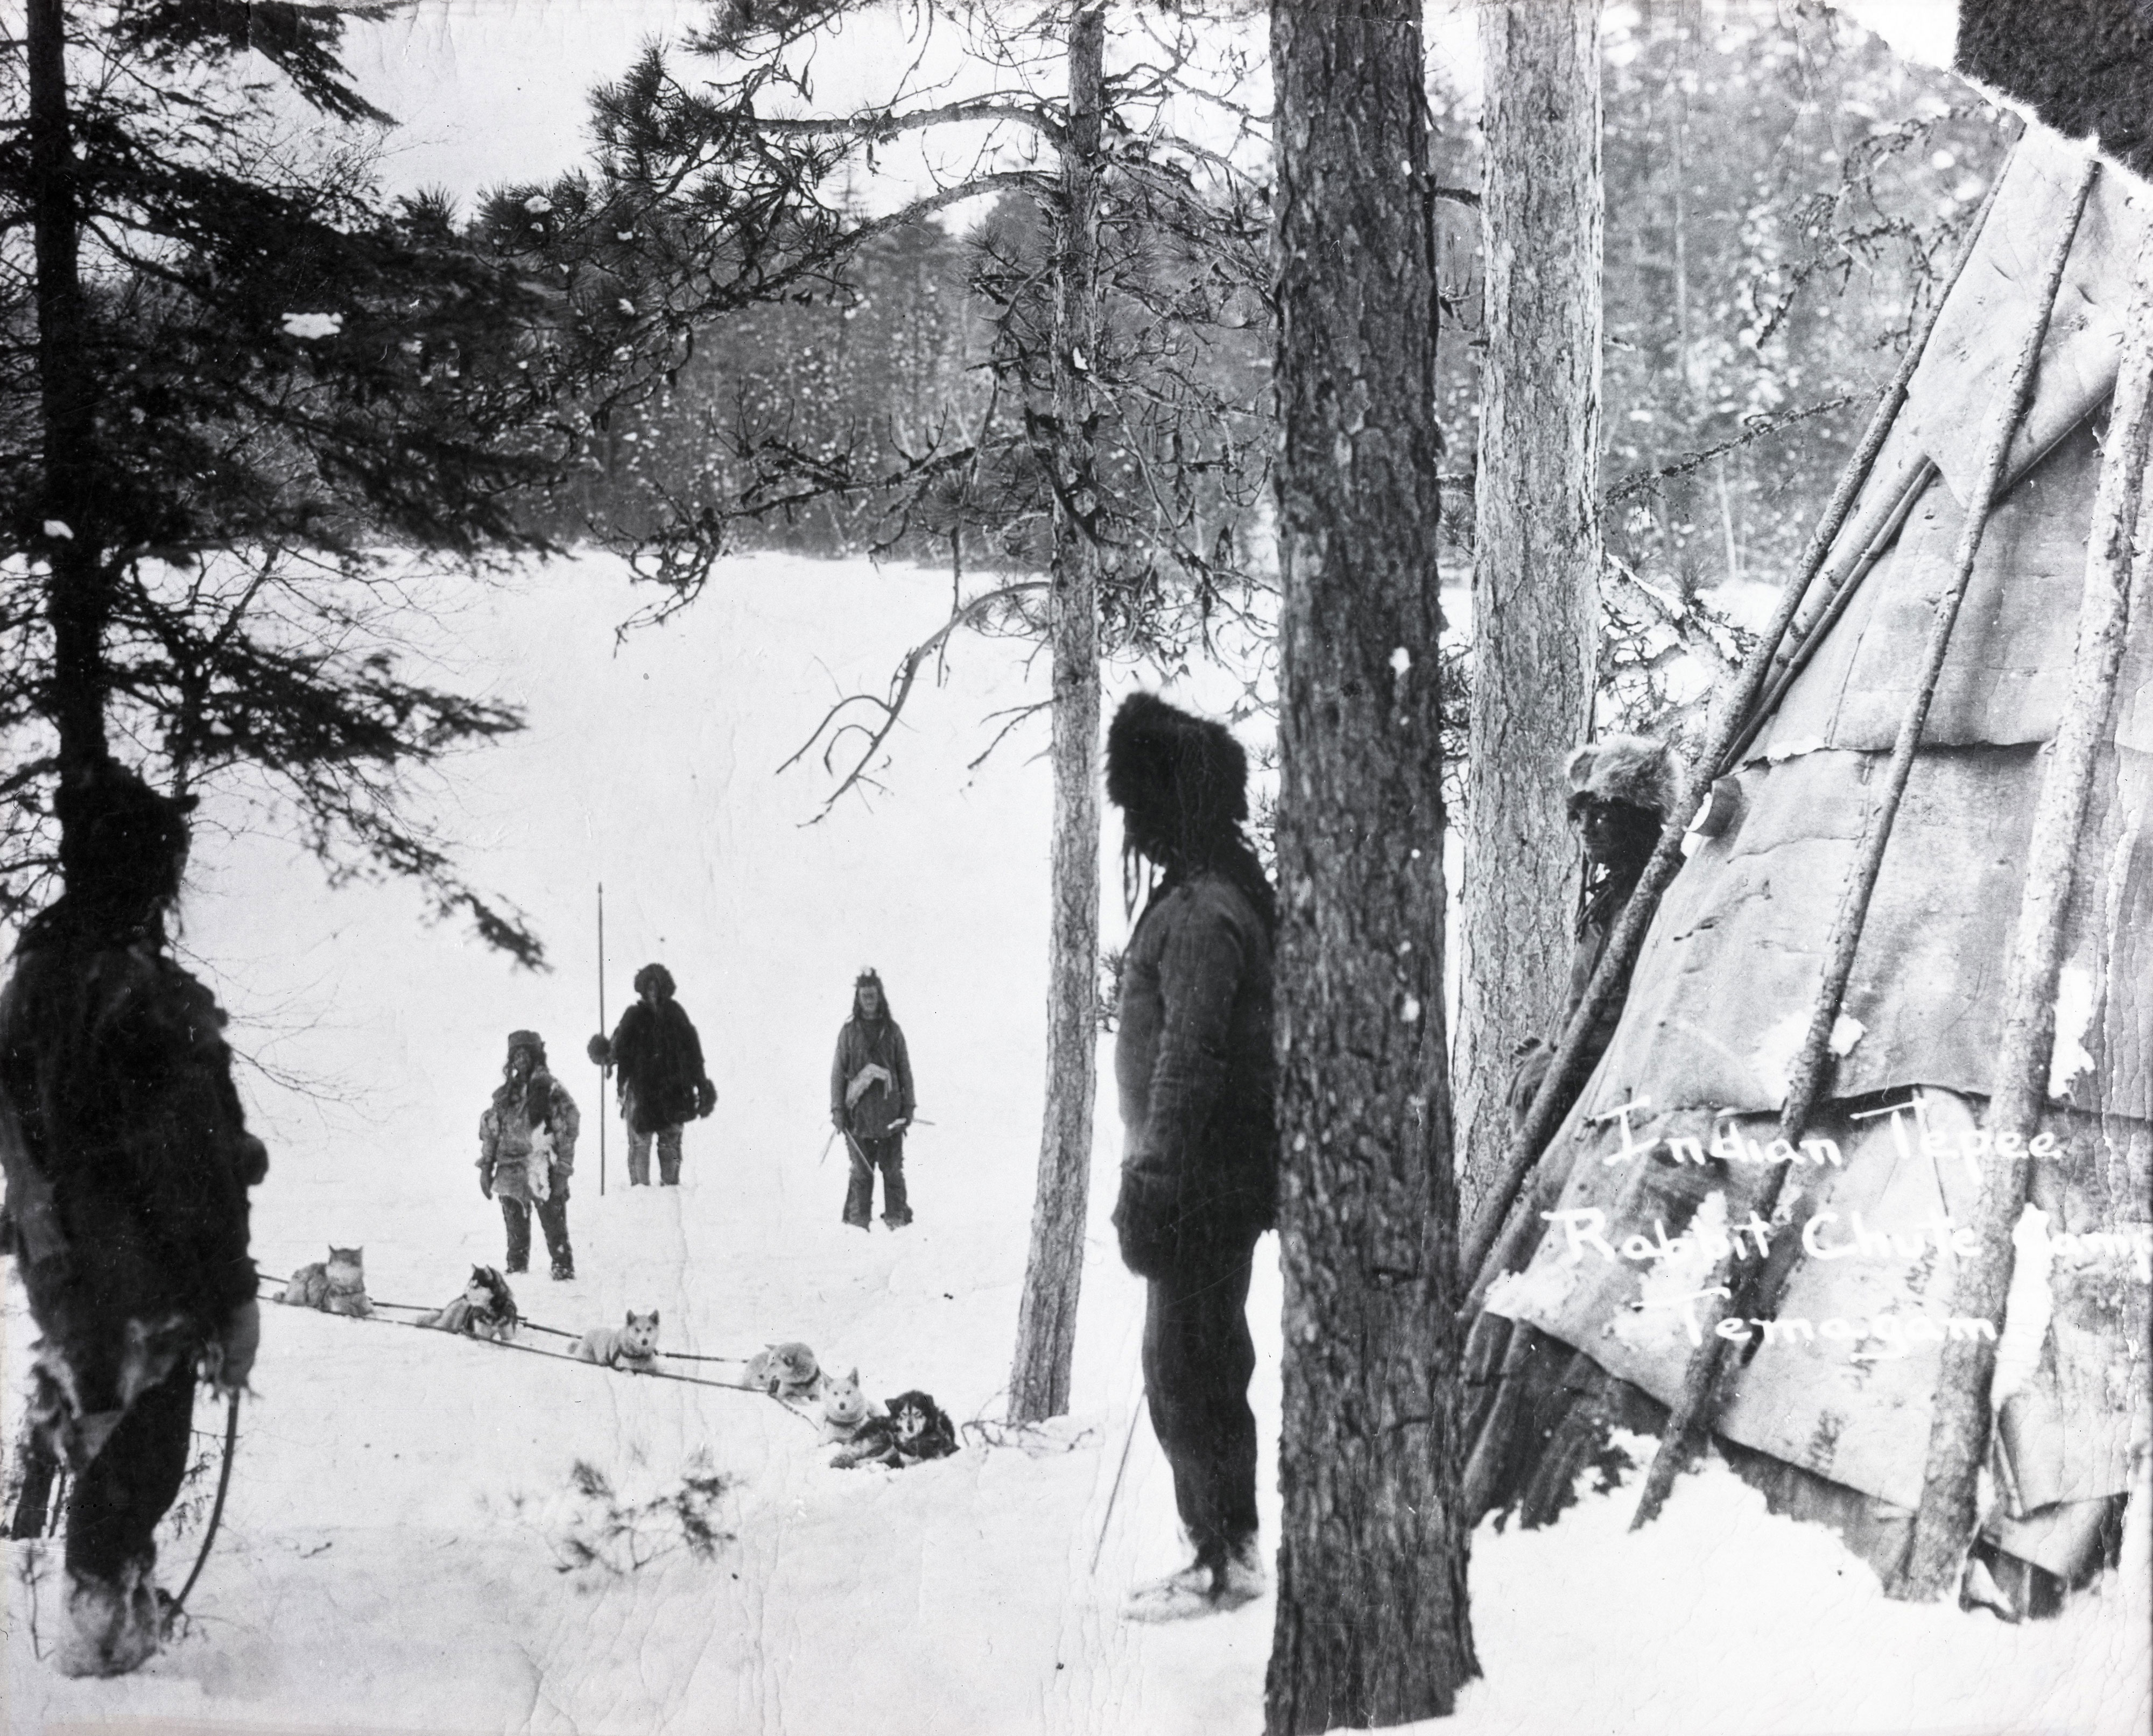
[590,963,716,1187]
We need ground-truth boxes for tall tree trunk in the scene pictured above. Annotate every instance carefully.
[1265,2,1475,1729]
[1008,3,1104,1424]
[29,0,108,778]
[1454,0,1603,1226]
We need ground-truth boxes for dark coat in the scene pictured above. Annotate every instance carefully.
[0,938,265,1458]
[830,1017,915,1140]
[1508,865,1644,1122]
[1111,870,1277,1278]
[608,999,709,1133]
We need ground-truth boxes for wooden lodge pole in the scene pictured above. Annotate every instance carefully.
[1895,216,2153,1598]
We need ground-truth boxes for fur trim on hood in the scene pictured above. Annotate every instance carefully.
[1106,693,1248,855]
[1564,735,1678,818]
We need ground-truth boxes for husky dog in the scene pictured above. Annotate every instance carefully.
[744,1341,820,1399]
[815,1368,870,1445]
[884,1390,959,1463]
[572,1309,660,1371]
[831,1389,960,1470]
[419,1266,518,1341]
[279,1247,371,1317]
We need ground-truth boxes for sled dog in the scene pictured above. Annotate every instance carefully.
[573,1309,660,1371]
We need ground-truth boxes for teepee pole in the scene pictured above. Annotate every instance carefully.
[1629,155,2102,1532]
[1461,154,2014,1312]
[1895,216,2153,1599]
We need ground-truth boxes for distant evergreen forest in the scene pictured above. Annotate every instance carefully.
[527,0,2007,687]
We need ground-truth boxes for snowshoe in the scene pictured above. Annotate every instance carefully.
[1211,1545,1268,1611]
[58,1563,162,1677]
[1123,1562,1221,1623]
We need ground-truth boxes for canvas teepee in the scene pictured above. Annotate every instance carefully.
[1466,128,2153,1615]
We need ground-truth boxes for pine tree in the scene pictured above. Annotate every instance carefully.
[2,1,561,955]
[1265,0,1475,1727]
[1453,0,1605,1226]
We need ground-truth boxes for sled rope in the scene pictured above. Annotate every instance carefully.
[168,1387,240,1622]
[1459,148,2014,1313]
[280,1287,765,1359]
[1898,206,2153,1598]
[255,1282,819,1426]
[1629,153,2102,1534]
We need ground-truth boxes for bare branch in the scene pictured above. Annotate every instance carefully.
[777,580,1047,820]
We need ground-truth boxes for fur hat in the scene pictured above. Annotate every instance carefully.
[52,761,196,922]
[1106,693,1248,862]
[1564,736,1678,818]
[505,1029,546,1067]
[632,962,676,1001]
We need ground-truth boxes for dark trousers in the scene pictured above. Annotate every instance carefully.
[1142,1233,1260,1570]
[500,1180,573,1272]
[842,1133,909,1226]
[66,1359,195,1585]
[623,1088,683,1186]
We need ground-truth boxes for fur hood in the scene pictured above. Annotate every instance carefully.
[1565,735,1678,818]
[1106,693,1248,855]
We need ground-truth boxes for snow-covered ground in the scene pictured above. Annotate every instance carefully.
[3,551,2146,1734]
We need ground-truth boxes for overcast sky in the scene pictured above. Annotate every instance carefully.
[342,0,1961,206]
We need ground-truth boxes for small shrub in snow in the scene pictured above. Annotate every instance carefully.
[548,1453,735,1576]
[159,1437,225,1548]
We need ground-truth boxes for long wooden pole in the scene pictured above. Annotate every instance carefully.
[1895,217,2153,1599]
[1459,152,2013,1310]
[1628,154,2101,1532]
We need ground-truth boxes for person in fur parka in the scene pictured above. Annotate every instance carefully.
[1507,733,1677,1124]
[478,1031,580,1279]
[589,962,713,1187]
[0,763,265,1678]
[1106,692,1278,1620]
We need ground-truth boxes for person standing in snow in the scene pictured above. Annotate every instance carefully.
[1104,693,1277,1621]
[479,1031,579,1279]
[1504,735,1676,1128]
[589,963,714,1187]
[0,764,265,1676]
[829,969,915,1230]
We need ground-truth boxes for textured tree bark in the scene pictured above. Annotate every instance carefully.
[29,0,110,779]
[1007,4,1104,1424]
[1265,2,1476,1728]
[1454,0,1603,1227]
